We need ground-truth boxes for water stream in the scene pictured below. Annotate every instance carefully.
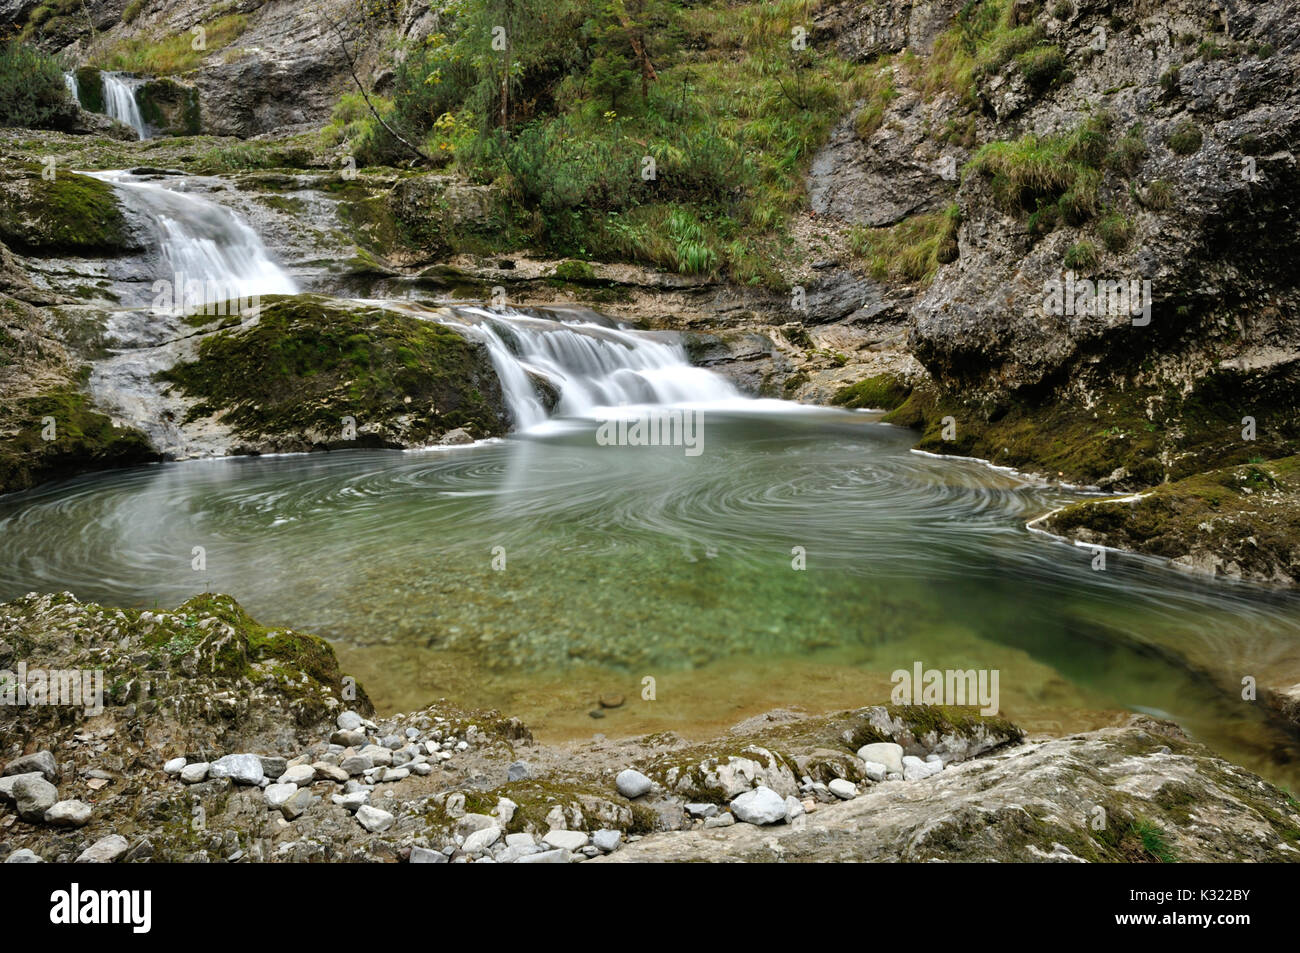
[7,172,1300,788]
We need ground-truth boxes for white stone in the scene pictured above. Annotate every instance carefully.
[730,785,788,825]
[861,760,888,782]
[784,796,805,821]
[280,764,315,787]
[902,756,943,781]
[517,848,570,863]
[44,799,92,827]
[504,832,535,848]
[75,834,129,863]
[355,805,395,833]
[337,710,363,731]
[163,757,187,776]
[856,743,904,774]
[543,828,589,851]
[264,783,297,808]
[615,768,653,799]
[180,762,209,784]
[592,829,621,852]
[209,754,264,786]
[828,778,858,799]
[462,825,503,854]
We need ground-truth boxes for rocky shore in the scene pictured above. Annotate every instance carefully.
[2,592,1299,863]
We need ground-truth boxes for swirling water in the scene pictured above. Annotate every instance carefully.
[3,403,1300,786]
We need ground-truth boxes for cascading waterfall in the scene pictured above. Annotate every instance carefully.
[100,72,148,140]
[63,72,78,103]
[451,307,740,430]
[89,172,298,303]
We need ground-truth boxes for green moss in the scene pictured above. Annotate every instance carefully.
[845,704,1024,751]
[1167,119,1203,155]
[138,77,201,136]
[830,374,912,410]
[157,294,506,443]
[849,205,960,286]
[552,259,597,283]
[0,165,131,255]
[0,387,156,495]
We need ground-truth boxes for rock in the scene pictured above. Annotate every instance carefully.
[337,710,363,731]
[495,797,517,825]
[312,762,349,783]
[0,771,43,804]
[258,756,288,780]
[507,760,533,782]
[703,813,736,829]
[331,729,367,747]
[730,786,788,825]
[209,754,264,786]
[380,767,410,783]
[615,768,653,799]
[685,802,719,819]
[462,825,502,853]
[410,846,448,863]
[332,791,369,812]
[439,427,474,445]
[517,848,570,864]
[856,743,905,774]
[356,805,395,833]
[543,829,589,851]
[829,778,858,799]
[456,813,498,836]
[13,775,57,821]
[5,848,42,863]
[861,760,888,783]
[281,787,315,820]
[358,745,393,767]
[264,783,297,808]
[4,750,58,782]
[180,762,209,784]
[902,756,942,781]
[44,799,92,827]
[657,745,800,800]
[75,834,129,863]
[505,832,535,848]
[599,694,625,708]
[592,829,621,852]
[340,755,373,776]
[163,757,187,776]
[785,796,805,821]
[280,764,315,787]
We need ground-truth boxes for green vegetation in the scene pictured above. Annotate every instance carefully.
[918,0,1066,105]
[91,14,247,74]
[853,64,898,141]
[0,39,78,130]
[0,166,132,255]
[849,205,961,285]
[1096,210,1132,251]
[158,295,507,442]
[1167,118,1203,155]
[830,374,912,410]
[1063,240,1098,269]
[969,111,1109,223]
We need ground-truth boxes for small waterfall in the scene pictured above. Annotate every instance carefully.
[455,307,739,429]
[63,72,79,103]
[101,72,148,140]
[88,171,297,302]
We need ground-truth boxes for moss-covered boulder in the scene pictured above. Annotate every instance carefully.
[0,164,137,256]
[157,294,509,451]
[72,67,104,114]
[1033,454,1300,586]
[0,386,157,495]
[138,77,200,136]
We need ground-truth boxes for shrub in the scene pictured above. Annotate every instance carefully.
[1096,211,1133,251]
[0,39,78,130]
[1167,119,1203,155]
[1016,44,1066,91]
[1142,179,1174,209]
[1064,240,1099,269]
[850,205,961,285]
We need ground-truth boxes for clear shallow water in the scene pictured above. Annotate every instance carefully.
[3,402,1300,786]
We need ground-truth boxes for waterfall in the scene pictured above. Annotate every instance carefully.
[88,172,298,303]
[454,307,740,430]
[101,72,148,140]
[63,72,79,103]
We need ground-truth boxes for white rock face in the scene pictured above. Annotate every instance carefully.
[856,743,904,774]
[730,785,788,825]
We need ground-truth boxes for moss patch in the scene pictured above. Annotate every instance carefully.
[157,294,508,445]
[830,373,912,410]
[0,165,133,256]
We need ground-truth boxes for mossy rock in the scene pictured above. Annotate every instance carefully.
[157,294,509,446]
[0,387,157,495]
[0,165,136,256]
[73,67,105,114]
[830,373,911,410]
[138,77,200,136]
